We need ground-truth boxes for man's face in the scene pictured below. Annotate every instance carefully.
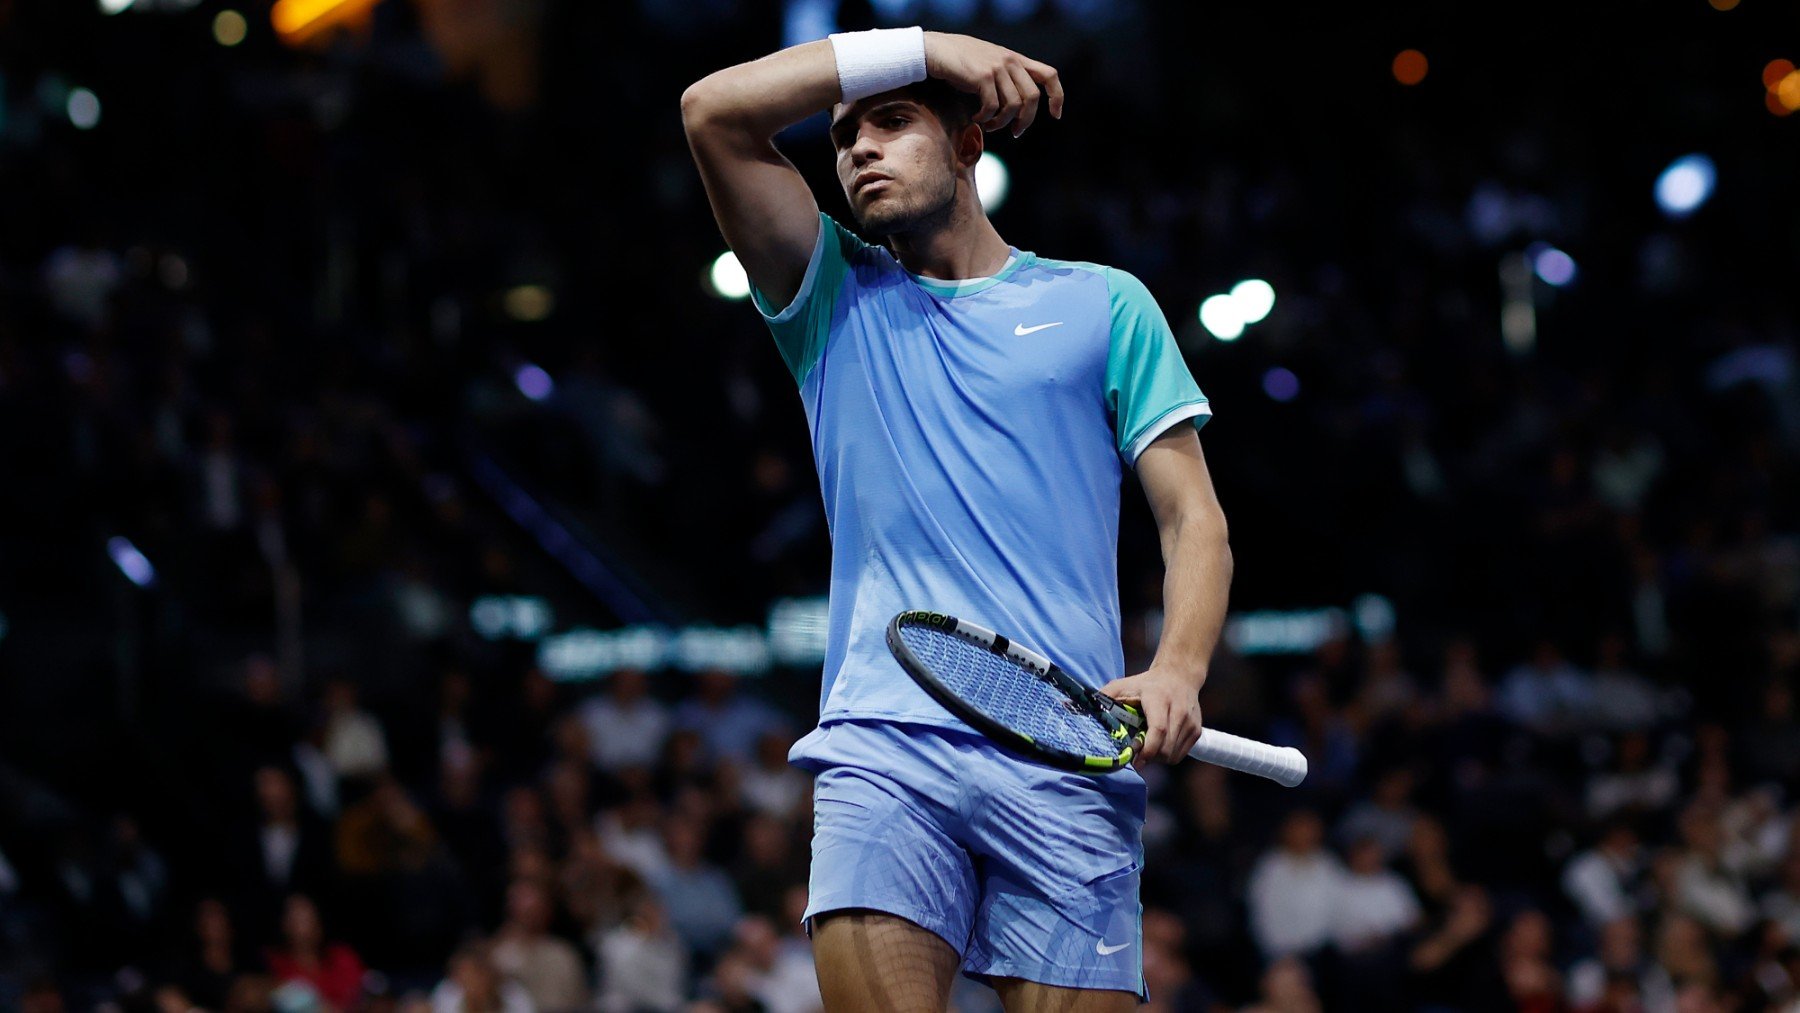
[830,93,963,237]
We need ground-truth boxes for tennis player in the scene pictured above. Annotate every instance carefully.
[682,26,1232,1013]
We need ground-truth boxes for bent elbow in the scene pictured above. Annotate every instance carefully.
[679,81,714,130]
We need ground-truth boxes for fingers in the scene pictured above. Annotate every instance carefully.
[1025,59,1064,119]
[985,67,1022,133]
[972,75,999,130]
[1006,61,1040,137]
[1139,696,1166,764]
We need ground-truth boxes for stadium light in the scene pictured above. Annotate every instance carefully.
[1262,367,1300,402]
[975,152,1009,213]
[709,251,751,300]
[1528,243,1577,287]
[213,10,248,46]
[107,537,156,588]
[1392,49,1428,86]
[1199,279,1275,340]
[1654,154,1715,219]
[98,0,135,13]
[67,89,100,130]
[1198,294,1245,341]
[503,284,554,322]
[1231,279,1276,324]
[513,363,554,403]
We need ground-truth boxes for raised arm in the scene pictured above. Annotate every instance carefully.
[680,30,1065,311]
[680,42,839,311]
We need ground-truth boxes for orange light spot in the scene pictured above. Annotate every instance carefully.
[1779,71,1800,111]
[1710,0,1740,10]
[1392,49,1429,86]
[1767,91,1793,117]
[1764,59,1795,91]
[270,0,378,43]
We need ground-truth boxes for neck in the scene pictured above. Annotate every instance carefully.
[886,189,1010,281]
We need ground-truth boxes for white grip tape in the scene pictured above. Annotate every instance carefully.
[1187,729,1309,787]
[828,27,928,104]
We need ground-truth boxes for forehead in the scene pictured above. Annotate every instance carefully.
[829,97,929,146]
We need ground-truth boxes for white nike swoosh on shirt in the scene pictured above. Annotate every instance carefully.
[1014,322,1064,336]
[1096,940,1131,955]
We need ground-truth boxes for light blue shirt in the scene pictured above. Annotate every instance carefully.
[752,214,1211,742]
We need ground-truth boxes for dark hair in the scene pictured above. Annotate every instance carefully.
[896,78,979,138]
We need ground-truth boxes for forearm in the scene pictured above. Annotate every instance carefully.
[1148,514,1232,689]
[681,40,842,141]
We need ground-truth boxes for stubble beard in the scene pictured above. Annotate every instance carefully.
[852,169,959,239]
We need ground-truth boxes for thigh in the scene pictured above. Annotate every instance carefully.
[813,909,962,1013]
[992,978,1139,1013]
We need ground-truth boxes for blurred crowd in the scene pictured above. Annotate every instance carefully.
[3,1,1800,1012]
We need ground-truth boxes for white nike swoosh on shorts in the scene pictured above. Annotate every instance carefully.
[1014,322,1064,335]
[1095,940,1131,955]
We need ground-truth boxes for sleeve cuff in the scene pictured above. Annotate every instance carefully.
[1123,401,1212,465]
[751,215,829,324]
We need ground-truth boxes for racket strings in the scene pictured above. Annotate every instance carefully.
[898,625,1120,758]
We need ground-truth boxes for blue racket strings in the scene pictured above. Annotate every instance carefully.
[898,625,1120,758]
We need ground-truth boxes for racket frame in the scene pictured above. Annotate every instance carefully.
[886,609,1137,774]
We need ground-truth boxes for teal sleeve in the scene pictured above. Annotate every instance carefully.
[1103,267,1212,464]
[748,213,863,385]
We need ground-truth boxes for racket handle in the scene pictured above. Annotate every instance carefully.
[1187,728,1308,787]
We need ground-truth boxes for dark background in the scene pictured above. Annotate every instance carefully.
[0,0,1797,1010]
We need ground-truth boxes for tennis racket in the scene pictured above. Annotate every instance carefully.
[886,609,1308,786]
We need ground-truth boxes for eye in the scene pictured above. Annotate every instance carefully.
[883,115,909,129]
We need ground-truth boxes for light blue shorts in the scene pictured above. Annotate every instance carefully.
[791,719,1147,998]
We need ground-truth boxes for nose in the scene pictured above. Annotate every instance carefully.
[848,128,881,167]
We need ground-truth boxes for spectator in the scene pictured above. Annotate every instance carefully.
[597,890,689,1013]
[1647,914,1718,1001]
[1397,816,1460,917]
[1328,837,1421,953]
[1761,843,1800,942]
[335,775,441,877]
[322,677,390,785]
[726,915,820,1013]
[1589,631,1661,733]
[1672,804,1756,936]
[1498,909,1561,1013]
[1409,885,1503,1010]
[1247,810,1344,959]
[1238,956,1320,1013]
[1738,679,1800,788]
[1140,910,1220,1013]
[578,668,671,773]
[431,942,536,1013]
[653,815,743,959]
[1563,819,1644,927]
[1334,767,1419,862]
[673,670,785,765]
[730,815,807,922]
[237,766,332,936]
[1496,639,1593,736]
[1587,733,1679,822]
[1566,916,1658,1012]
[739,732,806,821]
[264,894,367,1012]
[491,879,589,1013]
[167,897,247,1011]
[598,792,672,882]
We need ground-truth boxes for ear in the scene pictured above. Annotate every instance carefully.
[953,121,984,172]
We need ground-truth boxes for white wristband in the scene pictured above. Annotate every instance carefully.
[828,27,928,104]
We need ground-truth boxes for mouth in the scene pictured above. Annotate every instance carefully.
[854,173,893,197]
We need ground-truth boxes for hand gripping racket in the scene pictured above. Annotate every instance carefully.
[886,609,1307,786]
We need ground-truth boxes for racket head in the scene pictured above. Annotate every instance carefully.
[885,609,1136,774]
